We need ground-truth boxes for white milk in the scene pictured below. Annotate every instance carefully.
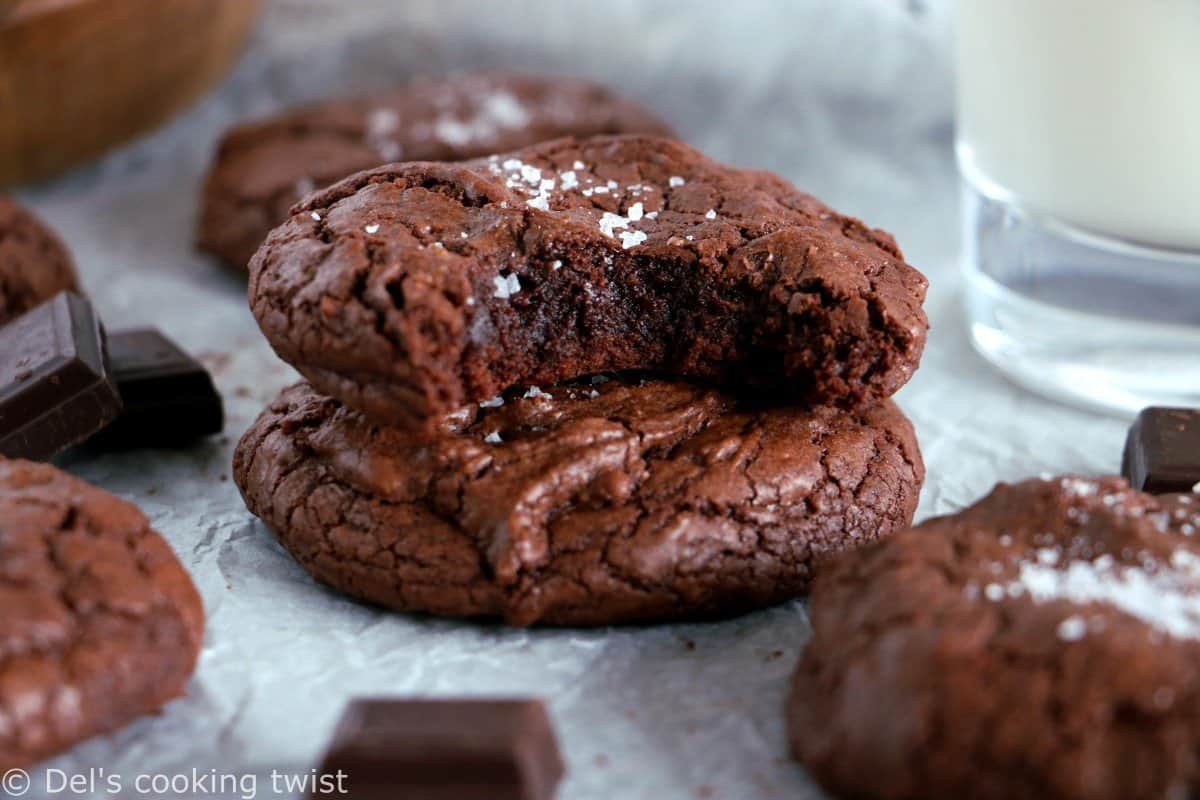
[956,0,1200,251]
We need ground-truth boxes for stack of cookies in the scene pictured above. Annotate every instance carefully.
[233,132,930,625]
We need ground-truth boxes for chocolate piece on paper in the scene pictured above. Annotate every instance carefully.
[313,698,564,800]
[1122,407,1200,494]
[0,292,121,460]
[86,328,223,450]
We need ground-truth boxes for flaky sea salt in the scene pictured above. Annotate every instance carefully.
[367,108,399,137]
[309,211,322,221]
[619,230,647,249]
[484,432,502,444]
[598,211,630,237]
[479,396,505,408]
[705,209,717,219]
[365,108,402,160]
[363,224,379,234]
[433,92,530,146]
[1057,616,1087,641]
[519,164,542,185]
[1013,549,1200,641]
[482,92,529,126]
[627,202,644,221]
[493,273,521,299]
[559,171,578,190]
[551,260,562,270]
[669,176,685,187]
[1061,477,1100,497]
[524,386,553,400]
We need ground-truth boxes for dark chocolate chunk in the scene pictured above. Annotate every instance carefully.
[86,328,223,450]
[1123,407,1200,494]
[0,292,121,460]
[313,698,564,800]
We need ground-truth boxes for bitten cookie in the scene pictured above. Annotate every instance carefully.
[789,476,1200,800]
[0,459,204,768]
[0,197,78,324]
[233,378,924,626]
[198,72,672,270]
[248,135,928,431]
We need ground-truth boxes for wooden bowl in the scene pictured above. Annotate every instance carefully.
[0,0,263,186]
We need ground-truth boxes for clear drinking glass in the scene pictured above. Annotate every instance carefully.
[956,0,1200,416]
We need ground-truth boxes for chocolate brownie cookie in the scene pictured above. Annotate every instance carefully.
[0,197,78,324]
[789,476,1200,800]
[199,72,672,269]
[249,135,928,430]
[232,378,923,626]
[0,459,204,768]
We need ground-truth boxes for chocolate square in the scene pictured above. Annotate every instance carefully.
[1122,407,1200,494]
[313,698,564,800]
[86,328,223,449]
[0,292,122,460]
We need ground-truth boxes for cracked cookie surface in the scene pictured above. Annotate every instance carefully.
[233,378,923,626]
[0,197,78,325]
[199,72,672,270]
[789,476,1200,800]
[0,459,204,769]
[248,135,929,431]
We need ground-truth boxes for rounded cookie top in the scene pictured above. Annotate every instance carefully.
[249,135,929,430]
[233,378,923,626]
[0,459,204,769]
[0,197,78,324]
[198,71,673,269]
[789,476,1200,800]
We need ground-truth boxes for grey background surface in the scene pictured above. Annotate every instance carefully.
[16,2,1126,798]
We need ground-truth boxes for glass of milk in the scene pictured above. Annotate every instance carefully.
[957,0,1200,415]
